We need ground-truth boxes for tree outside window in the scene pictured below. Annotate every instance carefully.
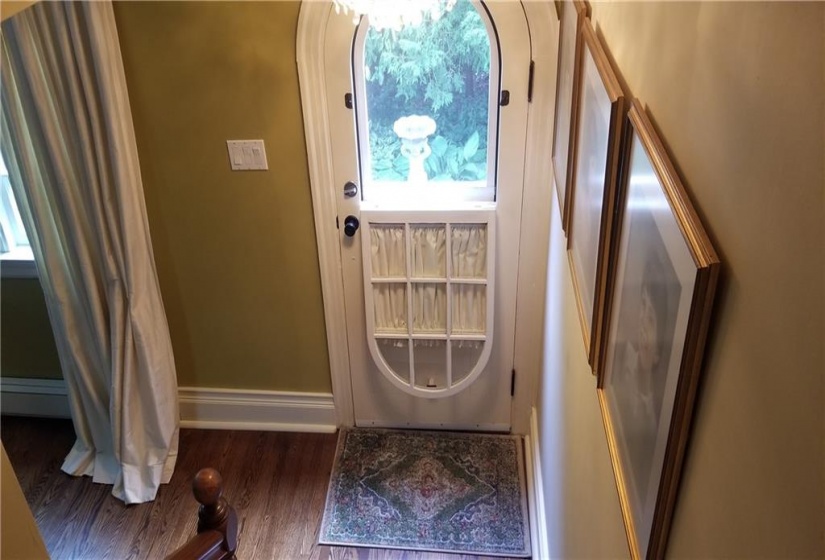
[364,0,491,184]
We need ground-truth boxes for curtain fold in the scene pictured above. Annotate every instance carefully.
[370,225,405,277]
[373,283,407,332]
[451,224,486,278]
[411,225,445,277]
[452,284,486,333]
[412,283,446,333]
[369,223,487,335]
[0,1,179,504]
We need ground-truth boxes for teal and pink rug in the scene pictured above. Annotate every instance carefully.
[319,428,531,557]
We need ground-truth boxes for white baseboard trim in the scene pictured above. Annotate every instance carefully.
[177,387,336,433]
[0,378,71,418]
[1,378,337,433]
[525,406,550,560]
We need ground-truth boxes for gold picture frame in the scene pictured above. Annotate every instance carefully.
[551,0,589,234]
[597,100,720,559]
[567,19,625,371]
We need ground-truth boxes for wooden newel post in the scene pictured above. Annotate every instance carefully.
[192,468,238,556]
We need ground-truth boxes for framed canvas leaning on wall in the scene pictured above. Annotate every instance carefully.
[567,18,625,372]
[550,0,589,233]
[598,99,720,560]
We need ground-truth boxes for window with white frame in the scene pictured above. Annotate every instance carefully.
[352,0,500,205]
[0,153,35,275]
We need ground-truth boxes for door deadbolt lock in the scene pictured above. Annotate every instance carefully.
[343,181,358,198]
[343,215,360,237]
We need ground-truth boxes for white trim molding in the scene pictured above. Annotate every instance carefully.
[1,379,337,433]
[178,387,336,433]
[0,257,38,279]
[511,0,559,435]
[525,406,550,560]
[296,1,355,427]
[0,377,71,417]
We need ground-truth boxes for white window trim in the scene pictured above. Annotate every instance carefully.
[1,251,37,278]
[1,152,36,279]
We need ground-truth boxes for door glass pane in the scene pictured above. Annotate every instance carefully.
[412,283,446,334]
[413,339,447,389]
[410,224,446,278]
[451,340,483,384]
[377,339,410,383]
[361,0,492,197]
[451,284,485,333]
[370,224,406,278]
[373,283,407,333]
[451,224,487,278]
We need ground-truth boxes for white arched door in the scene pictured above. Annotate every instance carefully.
[318,1,531,431]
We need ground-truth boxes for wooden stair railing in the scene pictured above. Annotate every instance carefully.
[166,468,238,560]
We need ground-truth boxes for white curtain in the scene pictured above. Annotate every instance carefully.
[369,223,486,335]
[451,224,487,278]
[370,225,405,277]
[373,284,408,332]
[0,2,179,504]
[413,283,446,333]
[452,284,486,333]
[411,225,445,277]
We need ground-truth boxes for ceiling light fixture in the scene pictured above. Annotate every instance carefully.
[332,0,457,31]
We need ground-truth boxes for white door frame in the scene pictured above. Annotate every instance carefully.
[296,1,558,434]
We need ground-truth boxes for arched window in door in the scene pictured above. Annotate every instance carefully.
[352,0,500,204]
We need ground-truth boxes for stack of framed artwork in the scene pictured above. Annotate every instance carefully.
[551,0,589,233]
[566,18,624,372]
[551,2,721,558]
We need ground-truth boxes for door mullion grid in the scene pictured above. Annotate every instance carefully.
[404,222,415,388]
[445,222,453,389]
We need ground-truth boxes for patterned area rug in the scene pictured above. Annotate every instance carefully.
[319,428,531,557]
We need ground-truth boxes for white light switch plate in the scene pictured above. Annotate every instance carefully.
[226,140,268,171]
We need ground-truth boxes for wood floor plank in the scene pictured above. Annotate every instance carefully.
[1,416,525,560]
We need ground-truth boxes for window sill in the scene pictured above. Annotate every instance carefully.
[361,182,495,209]
[1,247,37,279]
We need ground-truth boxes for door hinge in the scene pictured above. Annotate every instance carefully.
[510,369,516,397]
[336,215,340,229]
[527,60,535,103]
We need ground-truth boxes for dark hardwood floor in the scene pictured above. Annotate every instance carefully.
[1,417,518,560]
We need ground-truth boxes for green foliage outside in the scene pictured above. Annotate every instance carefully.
[364,0,491,182]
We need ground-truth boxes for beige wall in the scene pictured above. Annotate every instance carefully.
[539,190,628,557]
[1,444,49,559]
[538,1,825,557]
[112,1,330,392]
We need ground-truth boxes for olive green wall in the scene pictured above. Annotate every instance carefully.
[112,1,330,392]
[537,1,824,557]
[0,1,38,21]
[1,2,331,391]
[1,279,60,378]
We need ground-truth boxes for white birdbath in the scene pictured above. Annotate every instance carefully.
[393,115,436,184]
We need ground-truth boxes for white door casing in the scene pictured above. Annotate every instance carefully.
[298,1,556,433]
